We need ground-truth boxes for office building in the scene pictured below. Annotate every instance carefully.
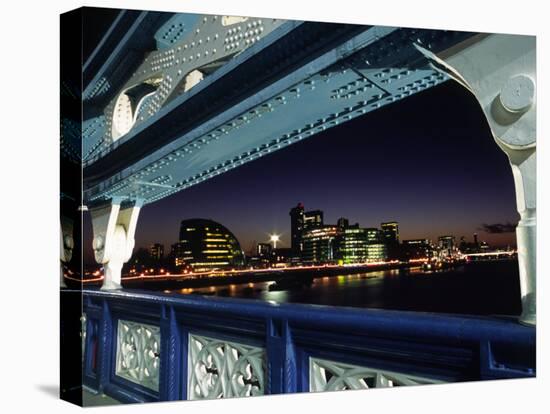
[257,243,272,258]
[438,235,456,257]
[304,210,324,229]
[149,243,164,261]
[402,239,432,260]
[381,221,399,245]
[289,203,305,255]
[337,225,368,264]
[170,242,187,269]
[365,228,387,262]
[176,218,245,271]
[301,225,340,264]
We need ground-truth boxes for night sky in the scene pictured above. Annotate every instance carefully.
[82,9,519,263]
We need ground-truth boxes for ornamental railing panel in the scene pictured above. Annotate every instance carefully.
[78,289,535,404]
[188,334,266,399]
[115,319,161,391]
[309,357,440,392]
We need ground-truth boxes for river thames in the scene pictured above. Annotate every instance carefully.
[161,260,522,317]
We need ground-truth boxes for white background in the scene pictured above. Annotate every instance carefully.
[0,0,547,412]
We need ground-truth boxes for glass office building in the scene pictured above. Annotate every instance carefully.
[338,226,368,264]
[365,228,387,262]
[176,218,245,271]
[301,225,340,264]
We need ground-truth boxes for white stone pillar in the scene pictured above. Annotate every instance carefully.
[90,200,142,290]
[415,34,536,325]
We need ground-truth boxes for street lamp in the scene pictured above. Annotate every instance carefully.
[270,234,280,249]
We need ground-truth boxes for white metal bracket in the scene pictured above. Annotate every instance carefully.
[60,216,74,288]
[415,33,536,325]
[90,199,142,290]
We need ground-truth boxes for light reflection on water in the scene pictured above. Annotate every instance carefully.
[171,268,432,303]
[164,261,521,315]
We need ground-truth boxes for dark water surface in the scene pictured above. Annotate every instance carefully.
[166,261,522,317]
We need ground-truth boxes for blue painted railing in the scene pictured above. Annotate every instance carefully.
[79,288,535,403]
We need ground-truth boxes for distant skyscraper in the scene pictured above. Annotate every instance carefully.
[381,221,400,245]
[337,217,349,229]
[304,210,324,229]
[289,203,305,255]
[150,243,164,261]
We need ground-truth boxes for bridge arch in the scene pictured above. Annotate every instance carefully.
[415,35,535,325]
[81,22,536,325]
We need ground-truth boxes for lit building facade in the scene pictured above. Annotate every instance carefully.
[301,225,340,264]
[365,228,387,262]
[176,219,245,271]
[149,243,164,261]
[337,226,368,263]
[438,235,456,257]
[335,225,387,264]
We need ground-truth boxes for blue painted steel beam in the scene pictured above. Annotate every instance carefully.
[83,17,475,206]
[83,9,172,116]
[83,21,367,176]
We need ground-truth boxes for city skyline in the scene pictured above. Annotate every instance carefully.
[130,83,517,245]
[130,203,510,258]
[82,80,518,264]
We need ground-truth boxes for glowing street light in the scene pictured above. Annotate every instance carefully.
[270,234,280,249]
